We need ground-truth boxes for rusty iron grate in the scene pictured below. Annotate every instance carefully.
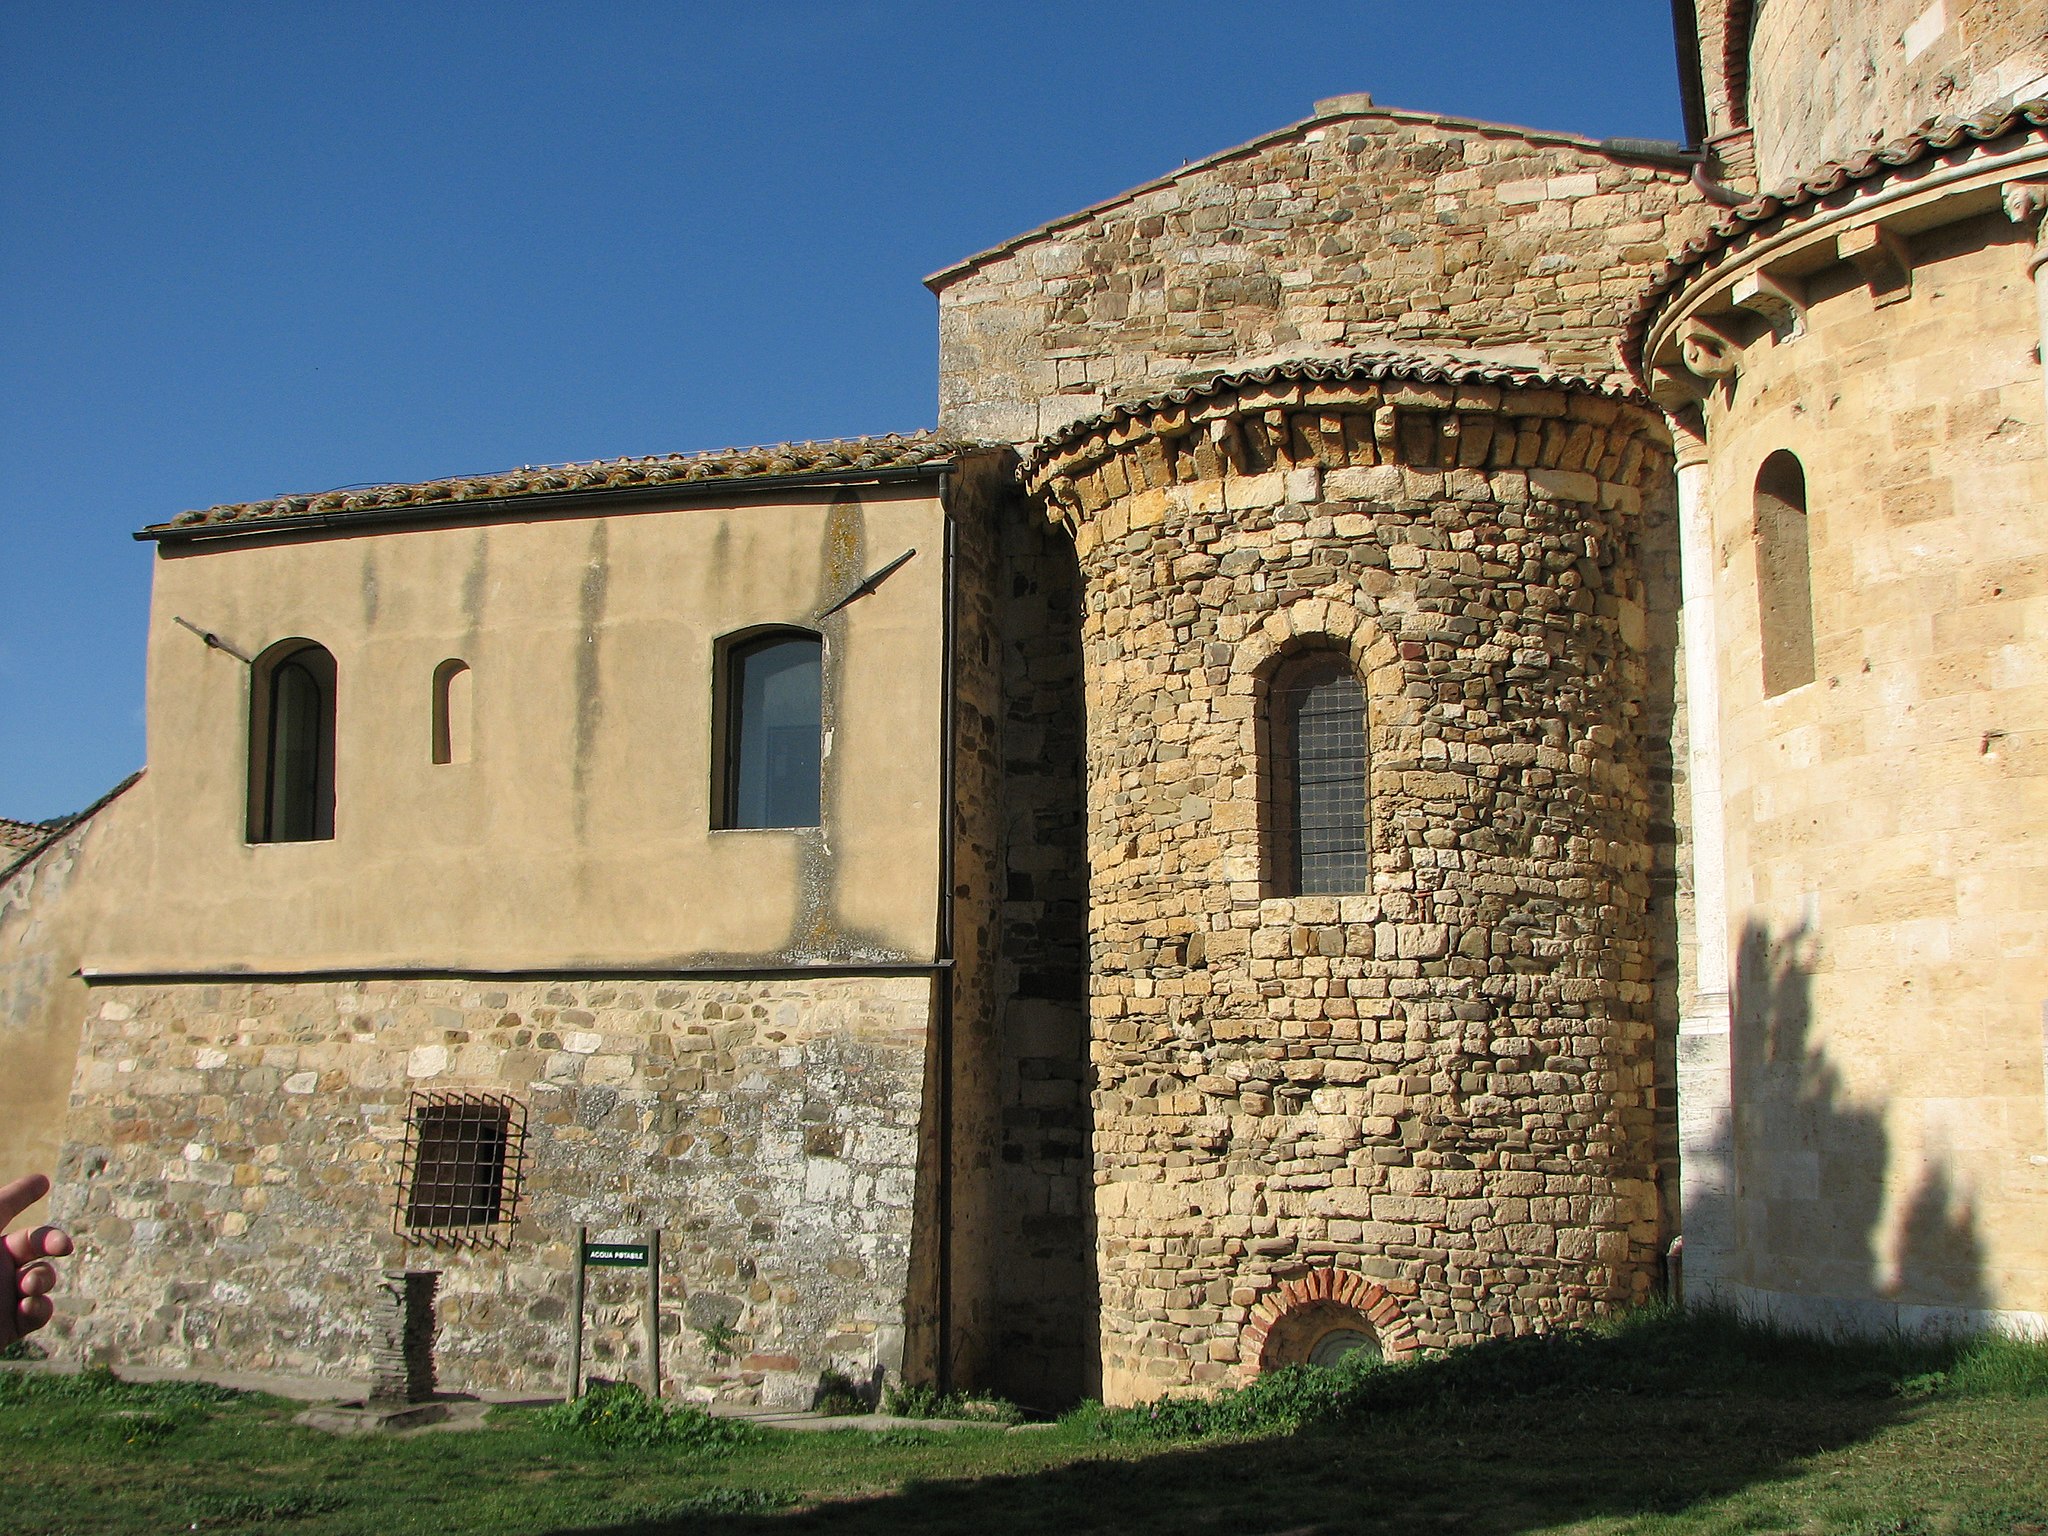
[394,1092,525,1249]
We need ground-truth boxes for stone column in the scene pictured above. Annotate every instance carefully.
[367,1270,439,1406]
[1669,410,1735,1301]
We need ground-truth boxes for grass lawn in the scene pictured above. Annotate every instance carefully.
[8,1309,2046,1536]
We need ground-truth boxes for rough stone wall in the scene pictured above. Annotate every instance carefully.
[988,495,1097,1407]
[935,454,1012,1392]
[1747,0,2048,186]
[1686,209,2048,1328]
[1027,369,1674,1404]
[51,974,935,1407]
[932,107,1701,444]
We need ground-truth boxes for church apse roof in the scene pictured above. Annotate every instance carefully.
[140,431,977,541]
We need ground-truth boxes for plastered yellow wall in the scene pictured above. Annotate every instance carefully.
[95,483,947,974]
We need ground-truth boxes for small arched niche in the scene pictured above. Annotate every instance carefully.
[432,658,473,765]
[1240,1267,1421,1380]
[1753,449,1816,697]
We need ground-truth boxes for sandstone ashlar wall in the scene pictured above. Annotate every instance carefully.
[931,103,1702,446]
[51,974,934,1408]
[1656,201,2048,1332]
[1745,0,2048,188]
[1024,358,1675,1405]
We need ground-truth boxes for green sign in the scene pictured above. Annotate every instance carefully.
[583,1243,650,1268]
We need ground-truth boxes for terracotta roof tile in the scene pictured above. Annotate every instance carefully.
[1627,98,2048,377]
[1020,351,1640,477]
[0,818,51,855]
[145,432,972,536]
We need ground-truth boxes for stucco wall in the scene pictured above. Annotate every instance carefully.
[51,973,935,1405]
[932,105,1702,445]
[101,483,948,974]
[0,791,137,1222]
[1747,0,2048,186]
[1691,210,2048,1329]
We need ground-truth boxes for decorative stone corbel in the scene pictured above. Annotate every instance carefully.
[1730,269,1806,338]
[1680,318,1740,380]
[1836,224,1913,306]
[1649,362,1710,412]
[2005,181,2048,276]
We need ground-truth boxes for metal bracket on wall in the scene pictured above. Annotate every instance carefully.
[171,615,251,663]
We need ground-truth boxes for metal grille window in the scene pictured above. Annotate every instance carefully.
[395,1093,525,1249]
[1269,654,1370,896]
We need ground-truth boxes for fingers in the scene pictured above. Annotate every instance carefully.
[0,1173,52,1232]
[4,1224,73,1265]
[17,1261,56,1298]
[16,1293,54,1336]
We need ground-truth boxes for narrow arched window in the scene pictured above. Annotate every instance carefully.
[432,659,472,765]
[717,630,822,829]
[1267,650,1369,896]
[249,640,336,842]
[1754,450,1815,697]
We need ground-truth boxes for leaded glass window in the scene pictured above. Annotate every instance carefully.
[1269,653,1369,896]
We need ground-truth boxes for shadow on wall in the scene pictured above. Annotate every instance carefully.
[1694,918,1986,1323]
[989,505,1101,1410]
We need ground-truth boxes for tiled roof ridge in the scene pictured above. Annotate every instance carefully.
[1627,96,2048,376]
[926,103,1691,290]
[0,770,143,885]
[1021,351,1642,475]
[0,816,53,852]
[151,431,980,534]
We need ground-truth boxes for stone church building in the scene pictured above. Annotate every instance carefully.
[5,1,2046,1409]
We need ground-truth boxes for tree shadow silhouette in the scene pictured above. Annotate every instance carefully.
[536,1312,1954,1536]
[530,916,2009,1536]
[1688,918,1987,1330]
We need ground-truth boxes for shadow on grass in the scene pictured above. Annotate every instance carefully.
[546,1309,2047,1536]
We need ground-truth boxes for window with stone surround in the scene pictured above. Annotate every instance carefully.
[1754,450,1816,696]
[395,1092,525,1248]
[714,628,823,830]
[247,639,336,843]
[1265,649,1370,897]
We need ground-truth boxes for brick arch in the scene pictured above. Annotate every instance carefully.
[1239,1267,1421,1381]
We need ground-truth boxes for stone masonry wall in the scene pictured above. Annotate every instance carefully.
[1746,0,2048,188]
[933,104,1702,445]
[989,495,1097,1407]
[1026,361,1675,1404]
[51,973,934,1408]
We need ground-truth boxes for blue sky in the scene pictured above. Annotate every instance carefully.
[0,2,1686,821]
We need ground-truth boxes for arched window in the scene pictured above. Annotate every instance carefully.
[716,629,822,830]
[1267,650,1369,896]
[249,640,336,843]
[1754,450,1815,697]
[432,659,472,765]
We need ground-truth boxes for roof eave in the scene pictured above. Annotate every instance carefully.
[138,460,962,545]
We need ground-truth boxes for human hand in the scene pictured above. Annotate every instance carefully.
[1,1173,74,1348]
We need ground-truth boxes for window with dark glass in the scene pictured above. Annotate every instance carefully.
[1268,652,1369,896]
[720,631,823,829]
[248,641,336,843]
[395,1093,524,1249]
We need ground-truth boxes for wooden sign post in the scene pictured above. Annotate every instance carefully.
[567,1226,661,1401]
